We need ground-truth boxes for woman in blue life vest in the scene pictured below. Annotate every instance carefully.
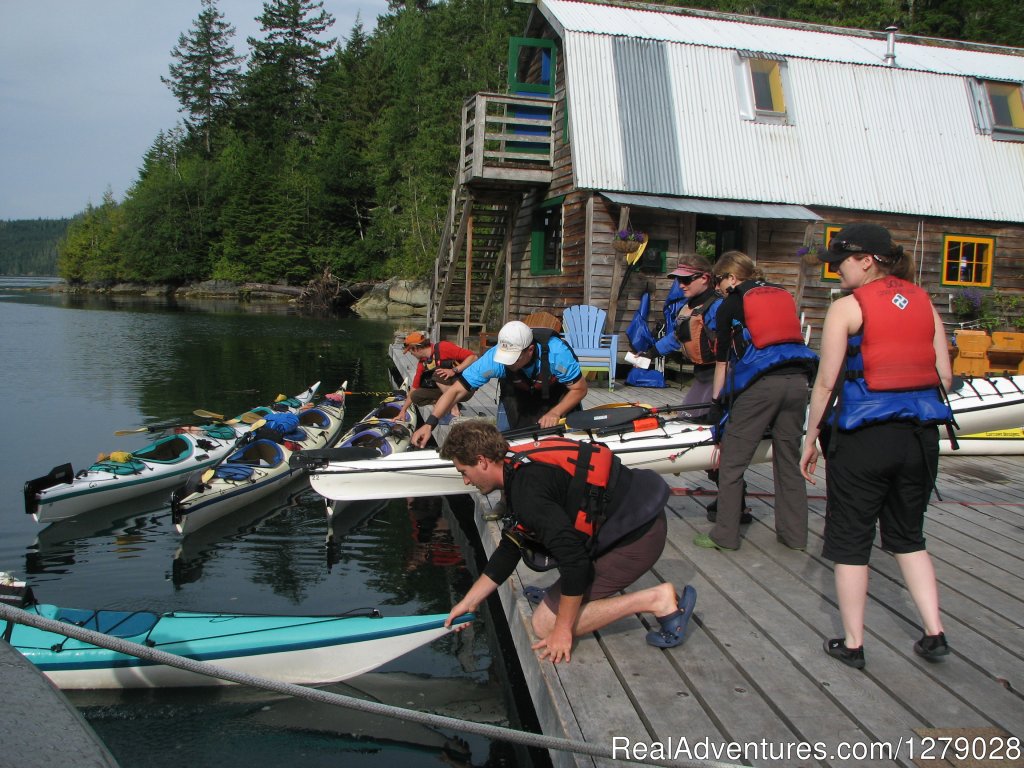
[694,251,818,552]
[437,420,698,662]
[801,223,952,670]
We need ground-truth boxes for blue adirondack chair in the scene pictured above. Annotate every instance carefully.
[561,304,619,389]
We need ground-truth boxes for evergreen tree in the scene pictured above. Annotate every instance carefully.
[162,0,243,155]
[57,190,126,284]
[245,0,337,142]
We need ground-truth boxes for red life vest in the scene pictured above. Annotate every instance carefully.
[722,282,818,397]
[853,278,939,390]
[741,284,806,347]
[504,438,618,538]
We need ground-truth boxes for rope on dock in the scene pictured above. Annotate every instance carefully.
[0,601,744,768]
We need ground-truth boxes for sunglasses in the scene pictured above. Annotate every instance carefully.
[715,273,733,283]
[676,273,707,286]
[829,239,865,254]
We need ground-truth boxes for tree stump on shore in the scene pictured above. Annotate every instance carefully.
[298,267,375,315]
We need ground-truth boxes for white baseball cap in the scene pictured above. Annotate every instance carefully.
[494,321,534,365]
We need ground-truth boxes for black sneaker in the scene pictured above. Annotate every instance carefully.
[706,499,752,524]
[824,638,865,669]
[914,632,949,661]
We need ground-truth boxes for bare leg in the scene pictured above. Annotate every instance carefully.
[531,582,679,639]
[835,564,869,648]
[435,382,460,417]
[894,550,943,636]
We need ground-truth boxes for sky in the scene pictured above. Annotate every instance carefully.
[1,0,392,221]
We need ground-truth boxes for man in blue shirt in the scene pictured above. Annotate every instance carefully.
[411,320,588,447]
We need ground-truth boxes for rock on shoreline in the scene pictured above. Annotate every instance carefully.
[51,277,430,317]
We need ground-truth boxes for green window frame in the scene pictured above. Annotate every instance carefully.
[637,239,668,274]
[942,234,994,288]
[508,37,557,97]
[530,196,564,276]
[820,225,842,282]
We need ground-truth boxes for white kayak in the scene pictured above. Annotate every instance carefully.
[940,427,1024,455]
[307,374,1024,502]
[321,393,420,521]
[171,385,347,535]
[25,383,321,524]
[309,417,725,502]
[335,392,420,458]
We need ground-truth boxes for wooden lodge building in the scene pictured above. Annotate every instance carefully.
[427,0,1024,356]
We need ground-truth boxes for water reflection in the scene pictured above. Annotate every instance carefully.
[1,283,529,768]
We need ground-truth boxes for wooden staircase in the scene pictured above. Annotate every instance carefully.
[429,188,519,348]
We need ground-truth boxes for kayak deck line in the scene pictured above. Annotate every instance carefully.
[0,600,668,767]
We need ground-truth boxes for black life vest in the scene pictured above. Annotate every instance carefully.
[420,344,456,388]
[499,328,573,401]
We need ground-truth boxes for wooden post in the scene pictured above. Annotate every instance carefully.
[464,214,474,348]
[606,207,630,332]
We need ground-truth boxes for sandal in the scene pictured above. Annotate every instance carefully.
[522,585,547,606]
[646,585,697,648]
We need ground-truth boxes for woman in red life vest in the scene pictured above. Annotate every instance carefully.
[438,420,698,663]
[695,251,818,552]
[801,224,953,670]
[397,331,477,421]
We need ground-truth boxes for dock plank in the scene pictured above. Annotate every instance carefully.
[389,343,1024,768]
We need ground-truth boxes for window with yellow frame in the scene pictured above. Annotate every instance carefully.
[737,51,789,124]
[942,235,994,287]
[820,226,842,281]
[749,58,785,115]
[986,81,1024,131]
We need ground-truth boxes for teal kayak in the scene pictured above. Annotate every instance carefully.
[7,603,472,689]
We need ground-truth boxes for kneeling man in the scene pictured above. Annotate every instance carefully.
[440,420,697,663]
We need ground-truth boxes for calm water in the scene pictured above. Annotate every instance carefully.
[0,279,523,768]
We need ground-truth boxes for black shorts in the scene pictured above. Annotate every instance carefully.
[822,422,939,565]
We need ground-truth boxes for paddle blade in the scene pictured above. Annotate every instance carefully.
[240,411,264,424]
[193,409,226,420]
[249,418,266,430]
[200,468,215,484]
[114,427,148,436]
[565,406,649,432]
[289,446,382,470]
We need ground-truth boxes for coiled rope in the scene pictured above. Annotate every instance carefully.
[0,602,741,768]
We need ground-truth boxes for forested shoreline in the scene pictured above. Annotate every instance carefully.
[52,0,1024,289]
[0,219,68,275]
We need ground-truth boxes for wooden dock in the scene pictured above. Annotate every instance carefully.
[392,344,1023,768]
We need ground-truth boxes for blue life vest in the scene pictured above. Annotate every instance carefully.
[722,282,818,397]
[833,280,952,431]
[263,410,300,434]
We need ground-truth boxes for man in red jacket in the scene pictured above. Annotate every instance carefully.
[397,332,477,421]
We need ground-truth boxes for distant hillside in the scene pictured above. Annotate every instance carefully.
[0,219,68,275]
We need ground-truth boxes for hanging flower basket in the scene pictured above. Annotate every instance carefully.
[613,230,647,254]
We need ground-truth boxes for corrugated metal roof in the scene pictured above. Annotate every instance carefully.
[600,192,821,220]
[546,0,1024,223]
[542,0,1024,79]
